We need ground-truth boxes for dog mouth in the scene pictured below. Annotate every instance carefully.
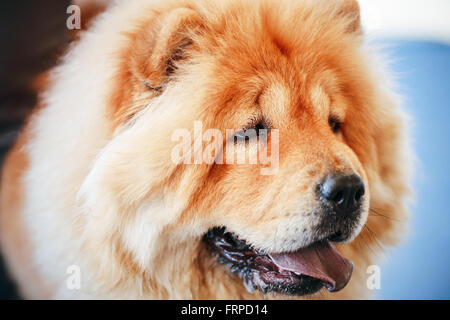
[203,227,353,296]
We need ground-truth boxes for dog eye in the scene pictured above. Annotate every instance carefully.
[329,117,341,134]
[142,79,162,92]
[234,121,268,142]
[254,122,267,131]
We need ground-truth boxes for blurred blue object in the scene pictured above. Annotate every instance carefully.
[374,40,450,299]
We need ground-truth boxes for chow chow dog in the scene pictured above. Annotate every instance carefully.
[0,0,411,299]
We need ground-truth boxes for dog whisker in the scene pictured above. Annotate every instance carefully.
[368,208,404,222]
[362,225,385,253]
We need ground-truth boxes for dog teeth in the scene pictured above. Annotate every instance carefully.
[230,265,241,273]
[278,266,302,276]
[243,275,256,293]
[278,267,291,274]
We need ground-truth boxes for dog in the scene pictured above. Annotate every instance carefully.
[0,0,411,299]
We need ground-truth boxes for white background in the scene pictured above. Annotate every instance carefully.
[359,0,450,44]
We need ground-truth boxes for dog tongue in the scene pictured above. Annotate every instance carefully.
[268,240,353,292]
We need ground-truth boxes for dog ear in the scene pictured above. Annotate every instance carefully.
[335,0,361,34]
[131,7,203,91]
[109,7,204,127]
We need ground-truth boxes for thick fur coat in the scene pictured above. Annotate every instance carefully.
[0,0,410,299]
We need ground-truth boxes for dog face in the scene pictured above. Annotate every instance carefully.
[79,0,409,298]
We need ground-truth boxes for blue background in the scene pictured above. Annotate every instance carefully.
[374,40,450,299]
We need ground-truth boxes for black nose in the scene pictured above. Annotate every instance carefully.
[320,174,365,215]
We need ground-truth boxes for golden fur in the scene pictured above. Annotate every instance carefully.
[0,0,410,299]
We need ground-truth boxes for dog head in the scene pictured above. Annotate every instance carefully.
[78,0,410,298]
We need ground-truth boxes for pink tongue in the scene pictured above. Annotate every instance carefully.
[268,241,353,292]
